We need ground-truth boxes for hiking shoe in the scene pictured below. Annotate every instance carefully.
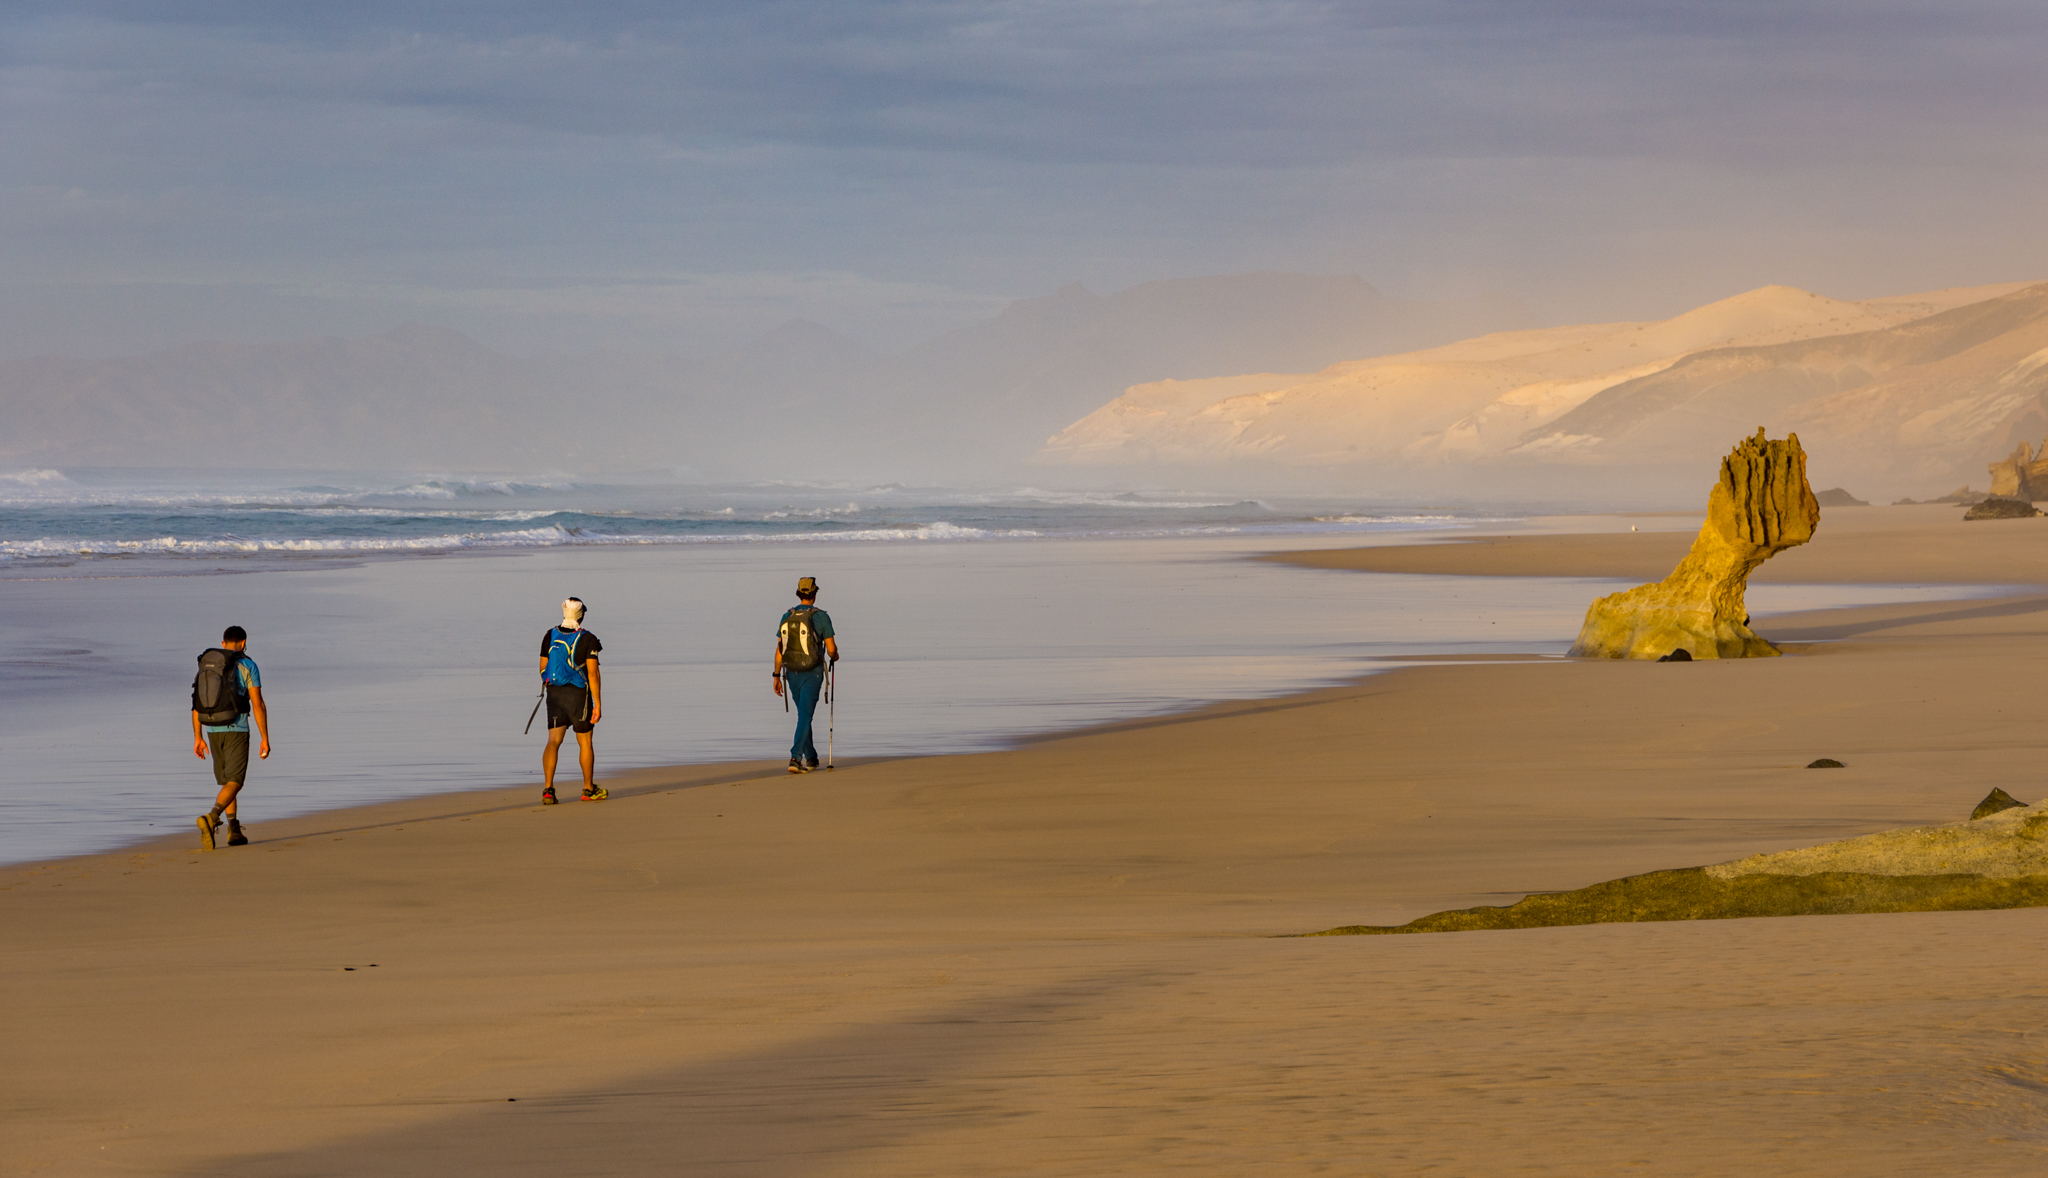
[805,757,821,771]
[580,785,608,802]
[787,758,807,774]
[225,821,248,847]
[541,786,558,806]
[196,813,217,850]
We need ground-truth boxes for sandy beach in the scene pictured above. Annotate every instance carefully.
[12,504,2048,1174]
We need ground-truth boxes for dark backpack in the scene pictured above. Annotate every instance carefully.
[191,649,248,725]
[779,607,824,673]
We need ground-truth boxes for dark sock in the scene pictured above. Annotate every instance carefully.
[208,805,225,822]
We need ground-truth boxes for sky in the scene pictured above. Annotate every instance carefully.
[5,1,2046,360]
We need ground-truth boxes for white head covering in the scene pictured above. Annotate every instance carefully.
[562,597,586,627]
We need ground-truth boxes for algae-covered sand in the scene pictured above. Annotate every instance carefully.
[1317,776,2048,936]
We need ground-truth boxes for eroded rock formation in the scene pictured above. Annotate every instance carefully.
[1568,429,1821,660]
[1987,439,2048,500]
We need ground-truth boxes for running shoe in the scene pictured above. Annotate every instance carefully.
[805,757,820,770]
[580,785,609,802]
[196,813,217,850]
[226,821,248,847]
[787,757,807,774]
[541,786,558,806]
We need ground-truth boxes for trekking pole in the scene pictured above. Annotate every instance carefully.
[523,685,545,734]
[781,671,789,713]
[827,662,835,770]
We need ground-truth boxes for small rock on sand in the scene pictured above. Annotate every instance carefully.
[1972,788,2028,820]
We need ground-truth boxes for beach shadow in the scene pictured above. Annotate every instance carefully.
[1769,594,2048,643]
[180,972,1151,1177]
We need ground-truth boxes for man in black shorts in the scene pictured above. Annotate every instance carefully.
[539,597,605,803]
[192,625,270,849]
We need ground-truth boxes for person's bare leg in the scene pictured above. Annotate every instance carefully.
[542,727,566,788]
[215,780,243,818]
[576,730,595,791]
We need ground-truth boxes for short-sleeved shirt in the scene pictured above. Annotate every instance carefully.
[541,627,603,688]
[202,655,262,734]
[778,606,834,675]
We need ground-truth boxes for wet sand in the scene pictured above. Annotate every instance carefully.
[12,504,2048,1174]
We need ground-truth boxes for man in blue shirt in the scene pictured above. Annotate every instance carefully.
[773,576,839,773]
[193,625,270,849]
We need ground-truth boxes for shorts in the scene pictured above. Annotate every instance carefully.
[207,731,250,786]
[545,683,594,734]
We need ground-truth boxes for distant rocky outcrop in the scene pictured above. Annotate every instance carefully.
[1312,794,2048,935]
[1894,486,1988,506]
[1568,430,1820,659]
[1963,497,2042,520]
[1814,487,1867,506]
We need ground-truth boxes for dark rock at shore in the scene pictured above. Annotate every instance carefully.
[1964,497,2042,520]
[1973,788,2029,820]
[1807,758,1845,768]
[1656,648,1694,662]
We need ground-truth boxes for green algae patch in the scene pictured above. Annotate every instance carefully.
[1308,869,2048,935]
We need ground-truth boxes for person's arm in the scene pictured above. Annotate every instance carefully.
[249,685,270,759]
[771,639,784,696]
[585,659,602,724]
[192,710,207,759]
[539,656,548,681]
[824,636,839,663]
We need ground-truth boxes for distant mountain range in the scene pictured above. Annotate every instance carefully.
[1040,280,2048,501]
[0,273,1531,480]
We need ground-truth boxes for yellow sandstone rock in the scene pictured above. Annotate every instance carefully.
[1568,429,1821,660]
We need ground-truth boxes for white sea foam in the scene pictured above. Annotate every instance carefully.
[0,469,71,487]
[0,520,1040,560]
[377,479,572,500]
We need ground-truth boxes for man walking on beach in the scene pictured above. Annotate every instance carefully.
[540,597,605,804]
[193,625,270,849]
[773,576,839,773]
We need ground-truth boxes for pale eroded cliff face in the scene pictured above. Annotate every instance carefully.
[1039,281,2046,497]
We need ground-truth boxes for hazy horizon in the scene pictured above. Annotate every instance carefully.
[9,3,2048,363]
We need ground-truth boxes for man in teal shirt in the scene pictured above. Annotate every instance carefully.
[772,577,839,772]
[193,625,271,849]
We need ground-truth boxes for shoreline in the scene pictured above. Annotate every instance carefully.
[22,585,2034,879]
[16,507,2048,1172]
[12,505,2034,874]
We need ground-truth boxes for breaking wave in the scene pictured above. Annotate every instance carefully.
[0,520,1042,560]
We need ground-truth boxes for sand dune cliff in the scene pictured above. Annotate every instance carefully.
[1040,281,2044,497]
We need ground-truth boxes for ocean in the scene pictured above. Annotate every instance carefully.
[0,468,1993,865]
[0,467,1492,571]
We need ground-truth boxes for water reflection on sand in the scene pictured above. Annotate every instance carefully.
[0,535,2002,864]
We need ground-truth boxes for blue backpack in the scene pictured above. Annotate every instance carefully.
[544,628,590,687]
